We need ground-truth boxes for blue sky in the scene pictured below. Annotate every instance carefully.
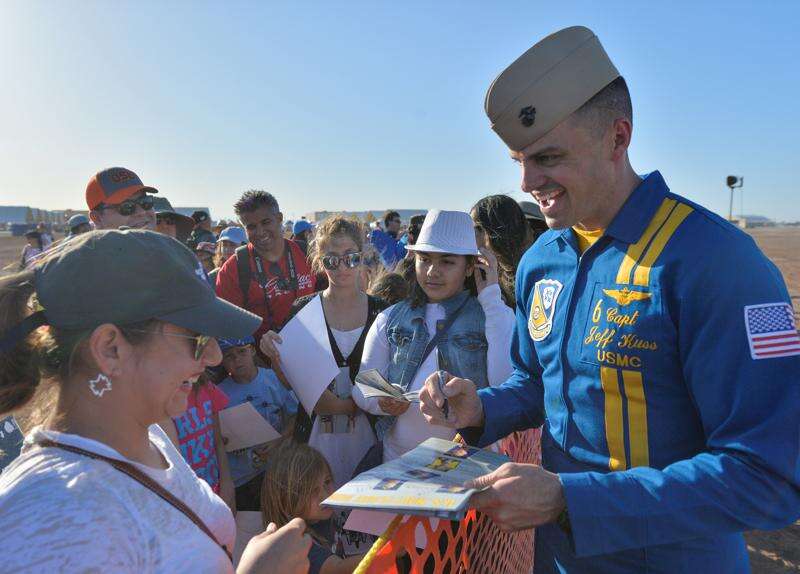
[1,1,798,222]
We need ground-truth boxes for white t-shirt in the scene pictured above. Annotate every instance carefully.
[354,284,515,462]
[308,325,376,489]
[0,425,235,573]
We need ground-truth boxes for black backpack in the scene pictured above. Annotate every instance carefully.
[234,245,253,308]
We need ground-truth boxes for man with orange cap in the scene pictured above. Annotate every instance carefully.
[86,167,158,230]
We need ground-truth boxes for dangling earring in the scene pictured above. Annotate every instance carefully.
[88,373,112,397]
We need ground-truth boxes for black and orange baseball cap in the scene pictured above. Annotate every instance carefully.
[85,167,158,210]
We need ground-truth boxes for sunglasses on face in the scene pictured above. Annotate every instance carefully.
[157,214,177,225]
[321,252,362,270]
[102,195,155,216]
[127,329,213,361]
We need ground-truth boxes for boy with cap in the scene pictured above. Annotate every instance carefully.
[86,167,158,230]
[419,26,799,573]
[217,337,298,510]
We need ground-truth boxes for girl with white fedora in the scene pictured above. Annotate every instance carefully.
[354,210,515,462]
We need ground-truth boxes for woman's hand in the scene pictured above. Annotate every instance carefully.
[259,331,283,367]
[378,397,411,416]
[237,518,311,574]
[474,247,499,294]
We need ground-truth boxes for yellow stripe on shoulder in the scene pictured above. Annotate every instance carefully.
[632,202,693,287]
[615,198,676,285]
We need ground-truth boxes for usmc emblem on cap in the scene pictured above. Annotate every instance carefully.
[518,106,536,127]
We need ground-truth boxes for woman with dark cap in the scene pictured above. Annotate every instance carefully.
[0,230,310,573]
[470,195,535,308]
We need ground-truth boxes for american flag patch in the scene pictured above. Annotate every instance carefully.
[744,303,800,360]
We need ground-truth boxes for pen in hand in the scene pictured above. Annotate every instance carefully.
[437,370,449,419]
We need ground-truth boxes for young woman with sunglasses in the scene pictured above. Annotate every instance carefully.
[0,230,311,573]
[261,217,384,492]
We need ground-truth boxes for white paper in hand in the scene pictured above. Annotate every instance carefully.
[219,402,280,452]
[276,295,339,413]
[355,369,420,403]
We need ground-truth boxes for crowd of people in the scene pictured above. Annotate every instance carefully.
[0,157,548,573]
[0,24,797,574]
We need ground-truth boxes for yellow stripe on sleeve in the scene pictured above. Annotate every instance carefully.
[622,370,649,468]
[632,203,693,287]
[600,367,627,471]
[615,199,676,285]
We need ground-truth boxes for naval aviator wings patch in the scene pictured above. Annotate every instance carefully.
[529,279,563,341]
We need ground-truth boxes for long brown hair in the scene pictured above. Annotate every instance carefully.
[0,269,158,429]
[471,195,533,307]
[260,440,333,541]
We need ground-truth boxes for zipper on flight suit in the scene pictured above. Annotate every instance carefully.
[554,231,607,451]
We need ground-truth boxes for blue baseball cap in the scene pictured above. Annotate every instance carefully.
[67,214,90,229]
[293,220,312,235]
[219,336,255,351]
[218,226,248,246]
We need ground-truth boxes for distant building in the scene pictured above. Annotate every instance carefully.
[732,215,775,229]
[305,209,427,224]
[0,206,30,224]
[0,206,72,226]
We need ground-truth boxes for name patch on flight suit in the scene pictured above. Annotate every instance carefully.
[529,279,563,341]
[581,282,668,470]
[581,284,663,369]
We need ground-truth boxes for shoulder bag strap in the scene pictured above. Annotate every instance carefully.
[414,295,471,378]
[37,439,232,561]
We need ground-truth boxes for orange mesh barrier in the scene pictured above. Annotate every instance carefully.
[356,427,542,574]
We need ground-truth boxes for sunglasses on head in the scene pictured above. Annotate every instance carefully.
[321,252,362,270]
[127,329,213,361]
[101,195,155,216]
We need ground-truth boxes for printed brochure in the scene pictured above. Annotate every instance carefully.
[322,437,508,520]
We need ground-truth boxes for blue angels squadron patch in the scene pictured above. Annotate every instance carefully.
[529,279,563,341]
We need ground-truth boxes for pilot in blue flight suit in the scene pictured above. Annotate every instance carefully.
[419,26,800,573]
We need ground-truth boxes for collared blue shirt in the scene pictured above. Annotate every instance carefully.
[471,172,800,573]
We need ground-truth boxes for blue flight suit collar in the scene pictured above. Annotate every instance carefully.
[543,170,670,247]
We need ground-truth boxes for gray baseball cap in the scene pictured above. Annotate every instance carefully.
[32,229,260,338]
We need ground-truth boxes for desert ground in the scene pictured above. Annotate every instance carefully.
[0,228,798,572]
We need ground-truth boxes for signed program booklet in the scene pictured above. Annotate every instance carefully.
[322,437,509,520]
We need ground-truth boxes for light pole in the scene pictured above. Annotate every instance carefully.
[726,176,744,221]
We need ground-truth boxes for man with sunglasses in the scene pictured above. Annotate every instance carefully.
[154,197,195,243]
[86,167,158,230]
[216,190,315,351]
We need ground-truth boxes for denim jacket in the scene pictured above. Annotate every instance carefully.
[375,290,489,440]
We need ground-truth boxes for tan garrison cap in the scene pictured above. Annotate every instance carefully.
[485,26,620,151]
